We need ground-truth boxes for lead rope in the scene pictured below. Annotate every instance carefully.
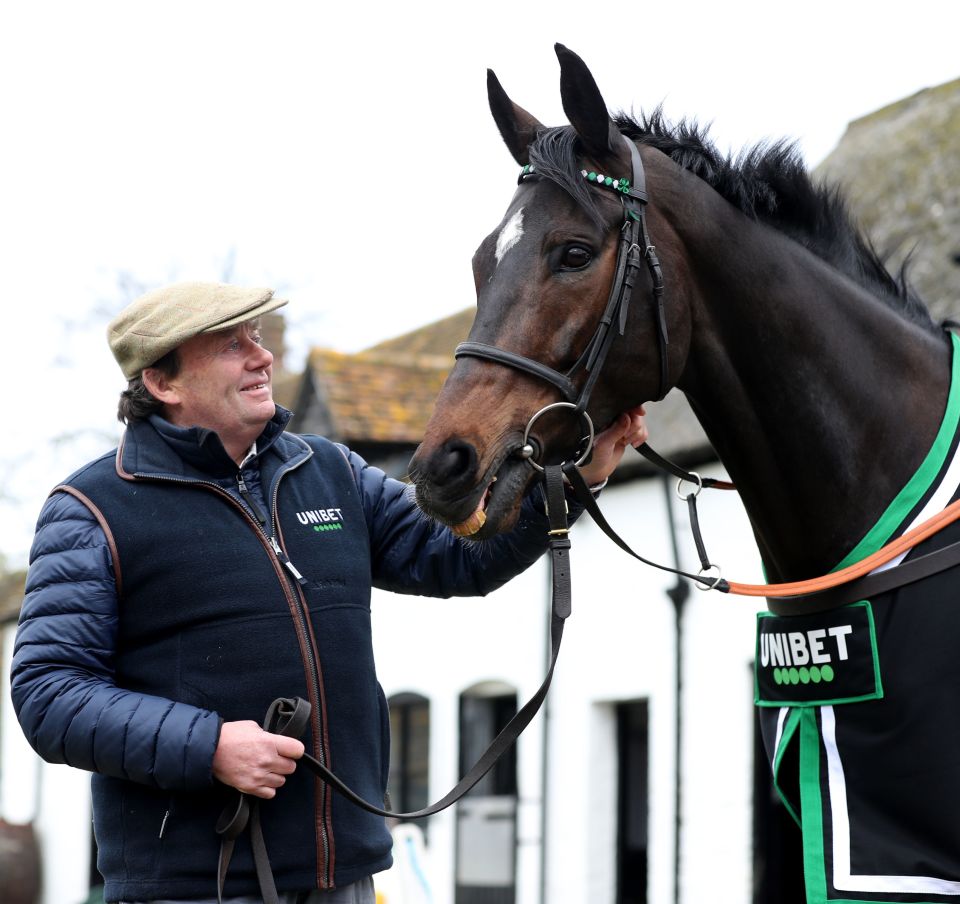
[561,462,731,590]
[636,442,736,585]
[216,699,296,904]
[560,455,960,614]
[215,466,573,899]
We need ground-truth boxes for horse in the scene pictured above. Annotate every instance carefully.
[408,44,960,904]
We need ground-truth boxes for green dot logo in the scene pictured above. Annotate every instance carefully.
[810,666,822,683]
[788,668,800,685]
[821,664,835,682]
[799,667,810,684]
[773,668,783,685]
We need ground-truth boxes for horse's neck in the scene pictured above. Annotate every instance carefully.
[670,200,951,581]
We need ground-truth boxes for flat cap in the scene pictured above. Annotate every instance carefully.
[108,281,288,380]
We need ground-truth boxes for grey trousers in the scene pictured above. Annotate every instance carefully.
[122,874,376,904]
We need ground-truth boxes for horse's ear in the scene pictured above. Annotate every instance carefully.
[555,43,621,161]
[487,69,545,166]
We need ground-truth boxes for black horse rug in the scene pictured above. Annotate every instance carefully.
[758,333,960,904]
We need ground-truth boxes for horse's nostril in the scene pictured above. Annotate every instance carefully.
[433,439,478,484]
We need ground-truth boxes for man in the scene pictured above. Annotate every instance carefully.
[11,282,647,904]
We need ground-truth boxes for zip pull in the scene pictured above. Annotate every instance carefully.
[270,535,308,586]
[237,472,267,525]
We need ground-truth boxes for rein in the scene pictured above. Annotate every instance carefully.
[561,456,960,615]
[216,482,960,903]
[216,467,575,902]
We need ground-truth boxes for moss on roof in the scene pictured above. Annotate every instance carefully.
[816,78,960,318]
[364,309,475,360]
[305,348,454,444]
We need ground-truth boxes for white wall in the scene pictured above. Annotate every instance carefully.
[372,549,551,904]
[372,463,765,904]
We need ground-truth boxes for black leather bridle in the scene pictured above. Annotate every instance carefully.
[454,133,669,468]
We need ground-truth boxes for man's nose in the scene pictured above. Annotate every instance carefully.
[248,340,274,369]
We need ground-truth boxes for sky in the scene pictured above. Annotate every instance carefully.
[1,0,957,566]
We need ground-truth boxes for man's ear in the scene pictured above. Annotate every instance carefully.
[142,367,179,405]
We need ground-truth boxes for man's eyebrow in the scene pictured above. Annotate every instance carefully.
[205,328,237,342]
[209,320,261,339]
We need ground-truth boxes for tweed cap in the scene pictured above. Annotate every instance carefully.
[108,281,288,380]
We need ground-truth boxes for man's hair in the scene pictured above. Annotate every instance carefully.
[116,348,181,423]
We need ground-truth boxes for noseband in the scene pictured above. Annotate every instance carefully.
[455,133,668,466]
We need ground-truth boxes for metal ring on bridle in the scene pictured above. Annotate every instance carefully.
[695,564,723,591]
[520,402,595,474]
[676,471,703,499]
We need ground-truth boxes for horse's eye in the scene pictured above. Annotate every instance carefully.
[559,245,592,270]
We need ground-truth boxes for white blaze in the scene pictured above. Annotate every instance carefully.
[494,208,524,265]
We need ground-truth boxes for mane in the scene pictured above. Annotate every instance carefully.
[526,111,935,329]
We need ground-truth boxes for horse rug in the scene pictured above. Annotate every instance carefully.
[757,334,960,904]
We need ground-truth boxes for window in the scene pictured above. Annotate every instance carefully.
[456,683,518,904]
[459,689,518,797]
[387,692,430,817]
[617,700,649,904]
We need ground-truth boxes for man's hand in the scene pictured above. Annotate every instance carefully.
[212,719,305,799]
[577,405,649,487]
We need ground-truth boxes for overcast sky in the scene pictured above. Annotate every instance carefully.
[1,0,957,565]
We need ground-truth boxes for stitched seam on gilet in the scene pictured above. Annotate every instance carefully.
[333,443,373,548]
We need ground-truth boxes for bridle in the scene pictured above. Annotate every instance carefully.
[451,132,960,607]
[449,134,737,592]
[455,133,669,470]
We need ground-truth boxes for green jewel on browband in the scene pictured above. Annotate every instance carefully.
[519,163,631,194]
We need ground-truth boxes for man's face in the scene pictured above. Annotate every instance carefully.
[162,322,275,452]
